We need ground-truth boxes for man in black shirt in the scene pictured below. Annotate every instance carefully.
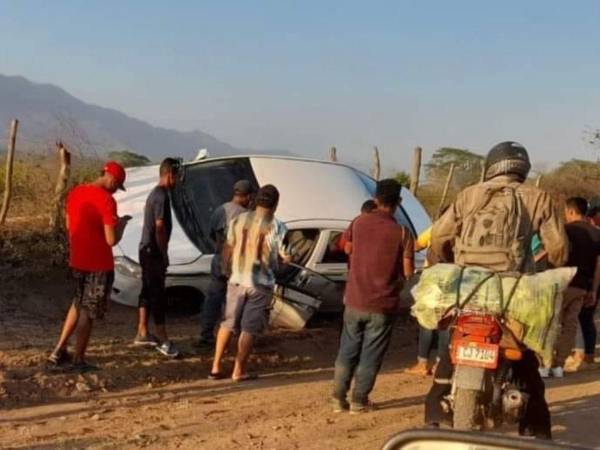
[133,158,180,358]
[541,197,600,378]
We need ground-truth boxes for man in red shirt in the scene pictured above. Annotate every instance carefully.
[48,161,129,372]
[331,179,415,414]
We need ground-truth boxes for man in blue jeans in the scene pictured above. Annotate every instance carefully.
[331,179,415,414]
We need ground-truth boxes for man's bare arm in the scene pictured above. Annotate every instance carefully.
[221,242,233,276]
[344,242,353,255]
[155,219,169,263]
[104,216,130,247]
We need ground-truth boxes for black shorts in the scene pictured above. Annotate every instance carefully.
[138,249,168,325]
[72,270,115,320]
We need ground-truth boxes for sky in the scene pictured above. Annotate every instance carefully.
[2,0,600,173]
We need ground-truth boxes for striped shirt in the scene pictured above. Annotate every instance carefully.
[226,211,288,288]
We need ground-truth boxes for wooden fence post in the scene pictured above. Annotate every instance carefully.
[479,160,486,182]
[410,146,422,195]
[49,141,72,230]
[372,146,381,181]
[329,146,337,162]
[535,174,543,188]
[0,119,19,225]
[437,163,455,218]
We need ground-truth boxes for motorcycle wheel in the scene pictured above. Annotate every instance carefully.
[453,388,480,431]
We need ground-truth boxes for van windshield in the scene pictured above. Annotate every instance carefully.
[171,158,259,254]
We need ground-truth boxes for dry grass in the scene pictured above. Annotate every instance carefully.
[416,160,600,219]
[0,153,102,276]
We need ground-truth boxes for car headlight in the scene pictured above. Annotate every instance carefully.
[114,256,142,278]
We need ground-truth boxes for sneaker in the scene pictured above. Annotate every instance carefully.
[331,398,350,413]
[156,341,180,358]
[349,400,376,415]
[538,367,551,378]
[564,352,584,373]
[133,334,159,347]
[551,367,564,378]
[406,360,430,376]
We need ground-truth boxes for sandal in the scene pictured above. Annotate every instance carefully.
[232,373,259,382]
[47,348,72,367]
[208,372,226,380]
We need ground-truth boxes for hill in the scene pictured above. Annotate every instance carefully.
[0,74,279,160]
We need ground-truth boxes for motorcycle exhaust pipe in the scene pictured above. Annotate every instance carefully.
[502,389,528,423]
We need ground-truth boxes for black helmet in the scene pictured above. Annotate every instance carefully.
[484,141,531,181]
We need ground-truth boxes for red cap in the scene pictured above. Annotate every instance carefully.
[103,161,126,191]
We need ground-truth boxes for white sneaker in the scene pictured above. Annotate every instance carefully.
[539,367,551,378]
[551,367,564,378]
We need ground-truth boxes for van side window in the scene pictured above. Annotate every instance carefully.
[321,231,348,264]
[276,229,320,284]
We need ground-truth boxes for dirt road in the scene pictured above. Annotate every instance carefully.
[1,271,600,449]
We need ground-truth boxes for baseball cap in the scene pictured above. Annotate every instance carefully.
[233,179,252,195]
[103,161,126,191]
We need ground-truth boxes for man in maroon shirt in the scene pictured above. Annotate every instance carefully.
[332,179,415,414]
[47,161,130,372]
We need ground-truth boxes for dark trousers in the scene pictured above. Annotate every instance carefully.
[425,350,551,439]
[139,250,167,326]
[332,307,395,405]
[578,300,598,355]
[200,274,228,341]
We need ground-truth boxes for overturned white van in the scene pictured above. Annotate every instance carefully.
[112,156,430,326]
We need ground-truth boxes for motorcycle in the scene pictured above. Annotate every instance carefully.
[443,310,529,431]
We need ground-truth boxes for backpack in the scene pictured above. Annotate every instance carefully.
[454,183,530,272]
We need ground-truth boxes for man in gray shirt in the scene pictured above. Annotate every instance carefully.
[134,158,180,358]
[197,180,252,348]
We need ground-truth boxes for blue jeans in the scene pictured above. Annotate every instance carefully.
[200,259,228,341]
[576,299,598,355]
[418,327,450,360]
[332,307,395,405]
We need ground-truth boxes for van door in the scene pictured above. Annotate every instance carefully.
[286,229,347,313]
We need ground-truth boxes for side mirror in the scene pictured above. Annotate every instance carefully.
[382,429,588,450]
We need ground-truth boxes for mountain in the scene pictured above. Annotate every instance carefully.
[0,74,285,160]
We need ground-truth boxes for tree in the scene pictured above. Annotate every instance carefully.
[541,159,600,201]
[425,147,484,188]
[108,150,151,168]
[394,171,411,188]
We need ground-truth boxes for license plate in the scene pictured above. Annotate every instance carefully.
[454,341,499,369]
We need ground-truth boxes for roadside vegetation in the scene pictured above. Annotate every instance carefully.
[1,140,600,275]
